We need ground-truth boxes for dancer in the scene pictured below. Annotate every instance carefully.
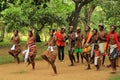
[106,25,120,73]
[41,29,57,74]
[82,25,92,69]
[89,29,99,64]
[22,30,37,69]
[75,27,83,63]
[67,26,76,66]
[8,30,21,64]
[98,24,107,66]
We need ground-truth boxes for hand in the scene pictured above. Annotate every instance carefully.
[85,44,89,48]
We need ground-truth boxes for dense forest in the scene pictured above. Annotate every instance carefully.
[0,0,120,42]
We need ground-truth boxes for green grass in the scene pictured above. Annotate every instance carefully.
[109,74,120,80]
[0,41,47,64]
[0,41,68,64]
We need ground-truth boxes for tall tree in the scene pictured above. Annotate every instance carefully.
[67,0,93,29]
[80,0,100,26]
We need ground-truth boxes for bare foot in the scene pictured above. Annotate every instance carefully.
[52,73,57,76]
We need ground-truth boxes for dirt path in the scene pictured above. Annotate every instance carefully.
[0,56,119,80]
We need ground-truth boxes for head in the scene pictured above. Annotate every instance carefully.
[69,26,74,32]
[28,30,33,37]
[110,25,116,33]
[76,27,81,33]
[94,44,99,50]
[13,30,19,36]
[92,28,98,35]
[98,24,104,31]
[50,29,56,36]
[85,25,90,32]
[60,27,65,33]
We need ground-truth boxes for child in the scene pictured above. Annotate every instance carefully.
[94,44,101,70]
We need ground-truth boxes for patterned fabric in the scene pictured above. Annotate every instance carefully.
[42,47,57,61]
[9,44,21,55]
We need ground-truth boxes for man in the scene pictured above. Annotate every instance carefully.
[75,27,83,63]
[67,26,76,66]
[98,24,107,66]
[106,25,120,73]
[55,27,66,61]
[8,30,21,64]
[82,25,92,69]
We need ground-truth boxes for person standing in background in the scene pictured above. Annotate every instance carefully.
[75,27,83,63]
[98,24,107,66]
[106,25,120,74]
[67,26,76,66]
[55,27,66,61]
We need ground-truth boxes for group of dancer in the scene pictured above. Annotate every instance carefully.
[8,24,120,75]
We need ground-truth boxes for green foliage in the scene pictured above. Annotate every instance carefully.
[101,0,120,25]
[1,0,69,33]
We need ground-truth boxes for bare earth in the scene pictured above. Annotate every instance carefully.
[0,55,120,80]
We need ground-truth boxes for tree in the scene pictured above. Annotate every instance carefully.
[67,0,93,30]
[80,0,100,26]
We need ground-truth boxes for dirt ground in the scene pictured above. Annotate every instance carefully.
[0,55,120,80]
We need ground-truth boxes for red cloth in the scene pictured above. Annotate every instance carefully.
[106,32,120,51]
[94,50,100,57]
[55,32,65,46]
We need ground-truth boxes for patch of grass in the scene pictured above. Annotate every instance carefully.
[109,74,120,80]
[0,41,48,64]
[0,41,68,64]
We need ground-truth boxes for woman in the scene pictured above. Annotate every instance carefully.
[82,25,92,69]
[8,30,21,64]
[106,25,120,73]
[90,29,99,64]
[22,30,37,69]
[41,29,57,75]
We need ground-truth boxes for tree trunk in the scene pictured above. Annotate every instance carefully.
[81,4,96,27]
[67,0,93,30]
[0,21,5,42]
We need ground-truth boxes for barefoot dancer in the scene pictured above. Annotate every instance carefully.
[82,25,92,69]
[8,30,21,64]
[41,29,57,74]
[89,29,99,64]
[22,30,37,69]
[75,27,83,63]
[106,25,120,73]
[67,26,76,66]
[98,24,107,66]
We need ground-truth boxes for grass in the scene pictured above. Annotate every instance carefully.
[0,41,47,64]
[0,41,68,64]
[109,74,120,80]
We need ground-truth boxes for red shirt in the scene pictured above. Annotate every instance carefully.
[106,32,120,51]
[94,50,100,57]
[55,31,65,46]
